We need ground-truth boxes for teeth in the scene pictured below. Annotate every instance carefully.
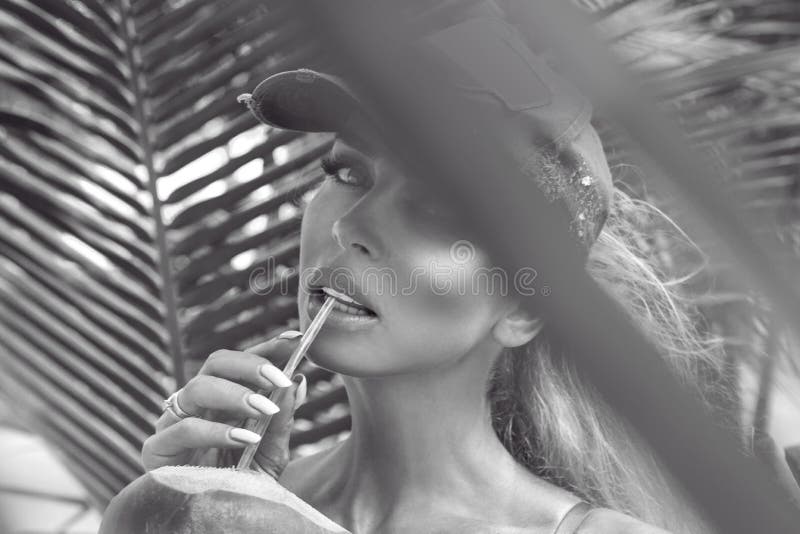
[320,287,374,315]
[331,300,372,316]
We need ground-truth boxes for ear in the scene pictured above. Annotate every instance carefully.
[491,302,543,348]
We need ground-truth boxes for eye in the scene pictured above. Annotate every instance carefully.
[320,153,369,188]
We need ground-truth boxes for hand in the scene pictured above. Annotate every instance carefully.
[141,332,308,479]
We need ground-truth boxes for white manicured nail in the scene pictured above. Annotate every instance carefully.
[277,330,303,340]
[247,393,280,415]
[229,428,262,445]
[293,374,307,406]
[260,364,293,388]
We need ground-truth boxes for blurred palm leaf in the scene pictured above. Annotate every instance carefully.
[0,0,797,509]
[590,0,800,442]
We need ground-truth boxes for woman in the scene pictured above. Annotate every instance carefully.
[142,6,729,534]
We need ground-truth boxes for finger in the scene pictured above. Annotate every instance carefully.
[142,418,262,471]
[244,330,302,357]
[246,330,313,376]
[254,374,307,479]
[199,346,299,391]
[155,404,189,433]
[154,333,304,434]
[154,407,244,434]
[179,375,281,420]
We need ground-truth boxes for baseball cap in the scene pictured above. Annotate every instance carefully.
[237,12,613,248]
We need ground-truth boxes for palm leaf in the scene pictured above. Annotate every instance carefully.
[598,0,800,427]
[0,0,797,510]
[0,0,344,508]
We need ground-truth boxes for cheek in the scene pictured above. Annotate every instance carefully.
[383,243,502,365]
[299,190,334,251]
[298,187,345,282]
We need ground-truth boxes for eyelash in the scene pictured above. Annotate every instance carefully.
[318,153,452,218]
[320,153,369,188]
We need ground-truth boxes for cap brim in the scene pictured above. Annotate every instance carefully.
[243,69,363,133]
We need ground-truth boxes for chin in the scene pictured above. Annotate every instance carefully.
[303,334,388,377]
[306,339,439,379]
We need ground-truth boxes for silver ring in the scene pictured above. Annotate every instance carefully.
[162,388,193,419]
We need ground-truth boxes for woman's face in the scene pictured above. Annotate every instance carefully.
[297,127,514,377]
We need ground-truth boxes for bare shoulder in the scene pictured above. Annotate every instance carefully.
[577,508,672,534]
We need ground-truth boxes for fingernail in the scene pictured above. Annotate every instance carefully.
[293,374,307,405]
[229,428,261,445]
[247,393,280,415]
[277,330,303,340]
[259,364,293,388]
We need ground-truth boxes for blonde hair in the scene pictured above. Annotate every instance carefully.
[488,186,738,533]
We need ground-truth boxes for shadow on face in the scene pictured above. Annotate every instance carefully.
[296,128,520,378]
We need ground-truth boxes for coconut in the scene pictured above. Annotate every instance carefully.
[99,465,350,534]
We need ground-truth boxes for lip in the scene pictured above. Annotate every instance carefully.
[301,265,379,316]
[307,291,380,330]
[320,286,373,311]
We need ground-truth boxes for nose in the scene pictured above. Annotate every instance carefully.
[331,205,382,261]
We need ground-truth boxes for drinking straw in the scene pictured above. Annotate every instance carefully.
[236,295,337,471]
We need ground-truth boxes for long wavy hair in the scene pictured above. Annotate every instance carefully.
[488,184,739,533]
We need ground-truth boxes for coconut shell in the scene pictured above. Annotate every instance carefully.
[99,465,350,534]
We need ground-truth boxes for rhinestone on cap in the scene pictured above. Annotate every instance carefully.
[521,147,606,249]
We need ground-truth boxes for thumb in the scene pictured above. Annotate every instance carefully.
[253,373,307,479]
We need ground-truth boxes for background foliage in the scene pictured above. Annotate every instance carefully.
[0,0,797,511]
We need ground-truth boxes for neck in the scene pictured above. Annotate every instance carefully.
[319,341,558,530]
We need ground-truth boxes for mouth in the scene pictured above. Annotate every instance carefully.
[307,286,378,317]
